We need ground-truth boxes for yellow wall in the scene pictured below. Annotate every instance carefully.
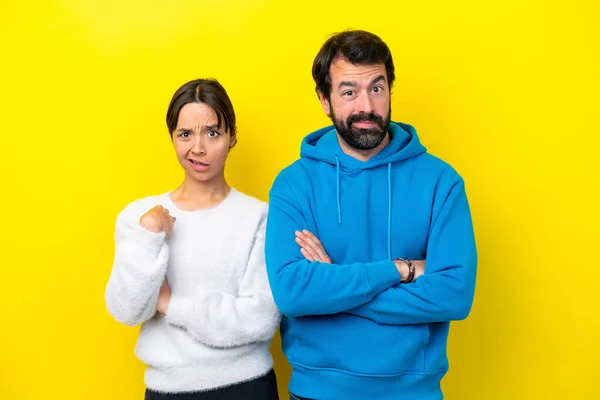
[1,1,598,399]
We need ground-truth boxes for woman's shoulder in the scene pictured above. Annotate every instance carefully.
[229,188,268,216]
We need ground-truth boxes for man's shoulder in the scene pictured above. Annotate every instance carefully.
[272,159,311,187]
[411,152,464,184]
[278,158,307,175]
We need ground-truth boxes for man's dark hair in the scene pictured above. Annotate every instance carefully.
[312,30,395,100]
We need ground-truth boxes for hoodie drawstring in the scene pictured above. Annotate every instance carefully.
[333,157,392,257]
[334,155,342,224]
[387,162,392,260]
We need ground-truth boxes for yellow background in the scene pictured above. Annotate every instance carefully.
[1,1,598,399]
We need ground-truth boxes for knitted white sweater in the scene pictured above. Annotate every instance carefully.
[105,188,281,393]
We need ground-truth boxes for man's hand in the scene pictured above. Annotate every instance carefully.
[393,259,426,282]
[140,205,176,233]
[295,230,332,264]
[296,229,426,282]
[412,260,425,279]
[156,280,171,313]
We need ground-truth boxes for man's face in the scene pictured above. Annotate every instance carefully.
[319,58,391,151]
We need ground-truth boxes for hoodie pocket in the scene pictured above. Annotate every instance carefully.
[289,313,429,376]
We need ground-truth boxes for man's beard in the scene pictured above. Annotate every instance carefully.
[330,104,391,151]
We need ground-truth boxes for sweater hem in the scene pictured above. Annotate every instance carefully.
[144,347,274,393]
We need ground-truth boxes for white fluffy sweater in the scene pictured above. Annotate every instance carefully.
[105,188,281,393]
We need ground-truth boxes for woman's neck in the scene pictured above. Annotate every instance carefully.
[170,174,231,211]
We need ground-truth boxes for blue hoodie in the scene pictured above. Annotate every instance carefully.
[265,122,477,400]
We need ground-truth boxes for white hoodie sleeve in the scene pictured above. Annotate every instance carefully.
[105,204,169,326]
[165,214,281,348]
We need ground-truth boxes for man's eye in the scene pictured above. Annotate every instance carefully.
[178,131,190,138]
[208,131,221,138]
[343,91,355,96]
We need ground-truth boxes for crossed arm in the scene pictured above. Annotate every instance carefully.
[266,174,477,325]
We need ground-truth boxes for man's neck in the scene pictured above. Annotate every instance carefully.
[336,132,391,162]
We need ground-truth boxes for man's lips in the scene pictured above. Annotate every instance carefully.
[352,121,377,128]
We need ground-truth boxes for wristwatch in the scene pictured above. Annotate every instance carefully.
[397,258,415,283]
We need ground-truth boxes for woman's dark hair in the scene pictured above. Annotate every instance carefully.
[312,30,395,100]
[166,78,236,139]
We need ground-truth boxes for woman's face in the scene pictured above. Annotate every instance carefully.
[171,102,235,183]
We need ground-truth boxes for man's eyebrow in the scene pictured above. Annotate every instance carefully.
[371,75,385,85]
[338,80,357,89]
[338,75,386,90]
[370,75,386,85]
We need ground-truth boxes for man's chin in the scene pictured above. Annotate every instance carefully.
[351,127,383,136]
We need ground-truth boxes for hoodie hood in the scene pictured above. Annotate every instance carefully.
[300,121,426,170]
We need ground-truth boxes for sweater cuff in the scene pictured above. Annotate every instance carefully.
[165,296,194,328]
[132,223,167,259]
[364,260,402,295]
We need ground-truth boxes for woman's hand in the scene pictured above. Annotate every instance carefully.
[156,280,171,314]
[140,205,176,233]
[295,230,332,264]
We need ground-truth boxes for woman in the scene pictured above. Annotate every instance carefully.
[105,78,281,400]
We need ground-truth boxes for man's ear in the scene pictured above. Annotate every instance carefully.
[317,91,331,117]
[229,133,237,149]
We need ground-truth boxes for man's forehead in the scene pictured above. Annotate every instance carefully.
[330,58,387,82]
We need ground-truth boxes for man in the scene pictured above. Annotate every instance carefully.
[265,30,477,400]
